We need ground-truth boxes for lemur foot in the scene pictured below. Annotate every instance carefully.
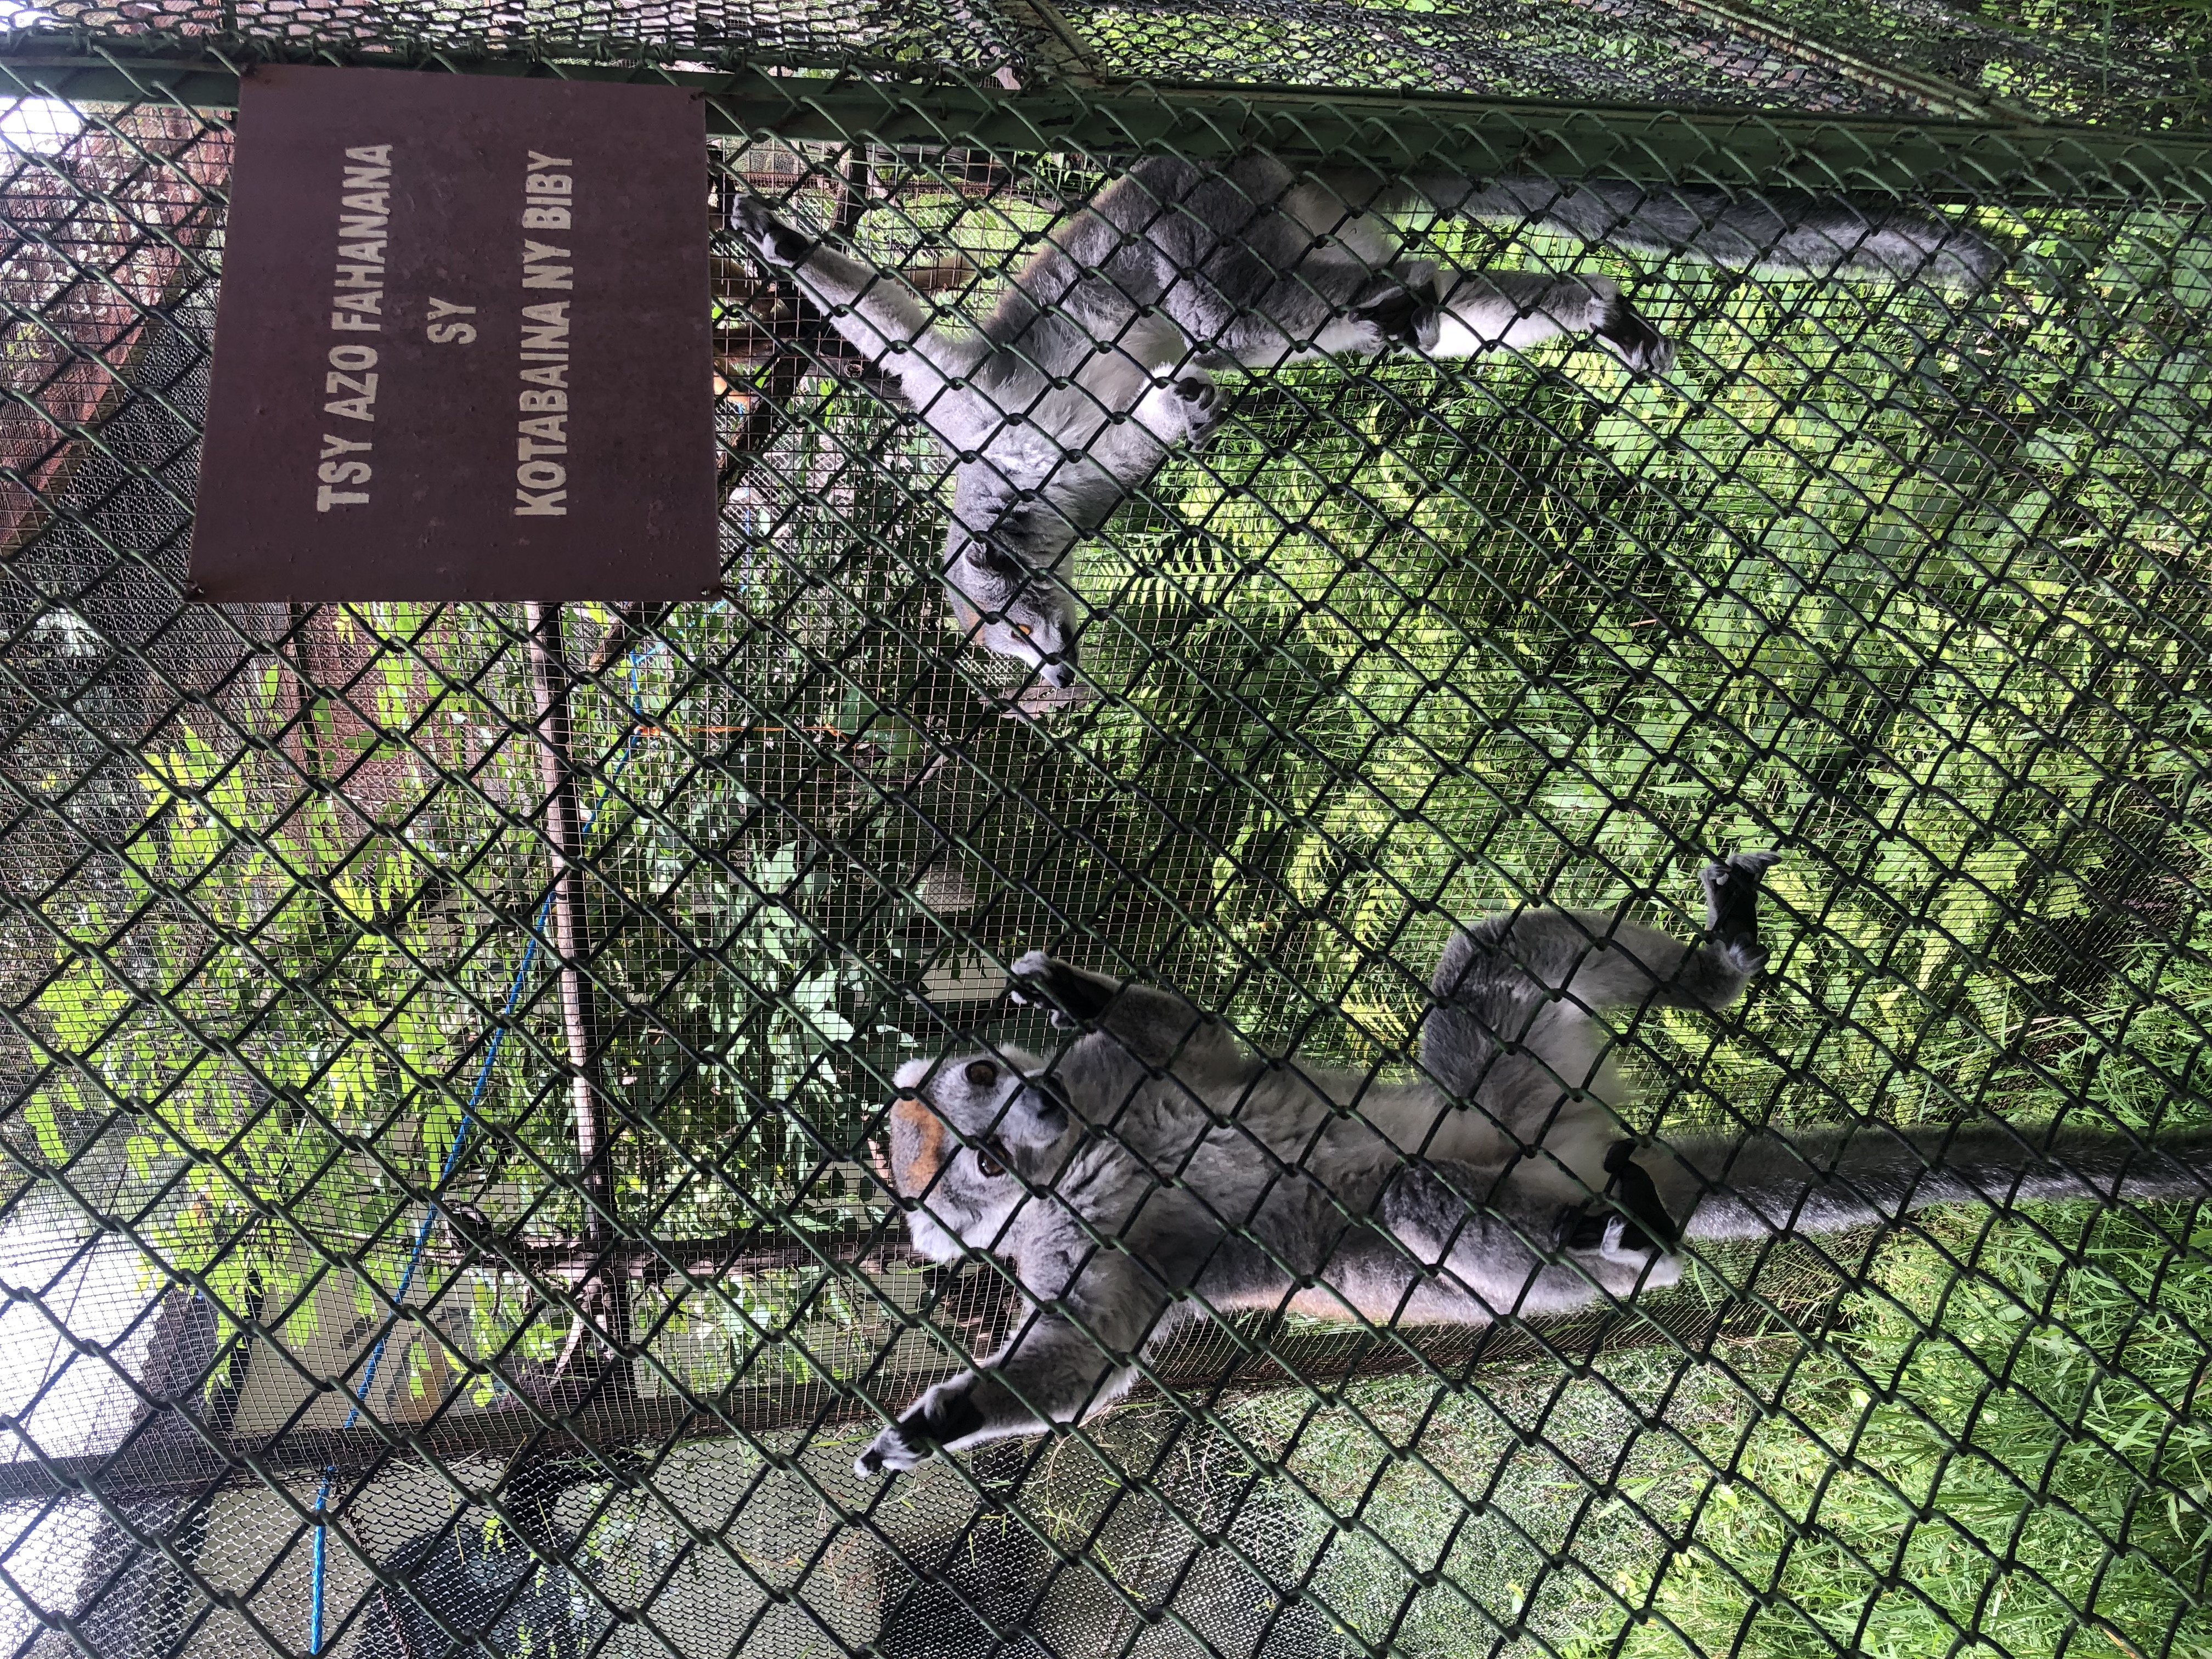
[731,196,815,269]
[1557,1139,1681,1263]
[1602,1216,1681,1286]
[1171,374,1229,445]
[1592,284,1675,374]
[1133,370,1229,448]
[1006,950,1117,1026]
[1352,261,1444,353]
[1555,1211,1682,1290]
[855,1380,986,1477]
[1699,849,1782,973]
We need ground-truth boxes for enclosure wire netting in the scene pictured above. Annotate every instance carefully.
[0,29,2208,1659]
[13,0,2212,126]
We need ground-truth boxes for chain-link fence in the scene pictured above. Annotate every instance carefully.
[1,4,2210,1656]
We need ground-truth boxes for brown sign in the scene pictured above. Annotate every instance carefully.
[193,66,716,601]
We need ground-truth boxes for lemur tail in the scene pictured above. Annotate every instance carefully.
[1657,1121,2212,1242]
[1407,174,2000,291]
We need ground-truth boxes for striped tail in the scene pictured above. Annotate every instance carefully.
[1652,1121,2212,1242]
[1413,174,2000,291]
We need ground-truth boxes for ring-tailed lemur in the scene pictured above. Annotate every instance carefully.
[733,159,1999,687]
[860,852,2204,1475]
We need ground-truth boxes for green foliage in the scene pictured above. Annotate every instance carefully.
[1062,206,2210,1122]
[1625,1208,2212,1658]
[14,146,2210,1654]
[1028,204,2212,1655]
[1229,1356,1751,1659]
[15,578,922,1361]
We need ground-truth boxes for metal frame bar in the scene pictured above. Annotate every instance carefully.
[2,46,2209,200]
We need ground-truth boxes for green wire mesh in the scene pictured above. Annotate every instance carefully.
[0,7,2209,1658]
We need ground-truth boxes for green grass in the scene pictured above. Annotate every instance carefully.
[1215,1201,2212,1658]
[1625,1208,2212,1659]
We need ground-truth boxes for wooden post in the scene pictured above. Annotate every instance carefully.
[522,600,631,1400]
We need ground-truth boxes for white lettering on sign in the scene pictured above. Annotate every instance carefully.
[317,144,389,513]
[515,152,574,518]
[521,239,573,292]
[523,152,572,230]
[426,296,477,346]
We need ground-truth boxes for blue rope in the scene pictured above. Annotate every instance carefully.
[310,646,655,1652]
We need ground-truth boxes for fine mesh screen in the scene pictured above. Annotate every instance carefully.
[2,11,2211,1659]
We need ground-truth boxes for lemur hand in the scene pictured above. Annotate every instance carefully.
[731,197,815,269]
[855,1378,986,1477]
[1352,262,1444,352]
[1592,285,1677,375]
[1005,949,1117,1027]
[1699,849,1782,973]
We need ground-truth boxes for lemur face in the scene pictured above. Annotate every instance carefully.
[882,1052,1074,1259]
[942,501,1082,689]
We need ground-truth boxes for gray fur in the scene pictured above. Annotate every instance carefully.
[1413,176,2000,290]
[861,852,2205,1475]
[735,159,1999,687]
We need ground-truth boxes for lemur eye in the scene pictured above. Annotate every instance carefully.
[963,1059,998,1088]
[1012,623,1033,638]
[975,1142,1007,1180]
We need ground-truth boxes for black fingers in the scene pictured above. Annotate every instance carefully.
[731,197,815,267]
[1602,1140,1681,1252]
[1558,1142,1681,1256]
[1595,293,1677,374]
[1353,272,1442,350]
[1008,952,1118,1024]
[859,1385,986,1476]
[905,1387,985,1448]
[1700,849,1781,960]
[1174,376,1230,443]
[1556,1207,1611,1252]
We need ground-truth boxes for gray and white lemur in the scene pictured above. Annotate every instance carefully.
[734,159,1999,687]
[860,852,2206,1475]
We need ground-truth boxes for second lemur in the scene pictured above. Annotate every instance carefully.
[861,853,2207,1474]
[735,159,1999,686]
